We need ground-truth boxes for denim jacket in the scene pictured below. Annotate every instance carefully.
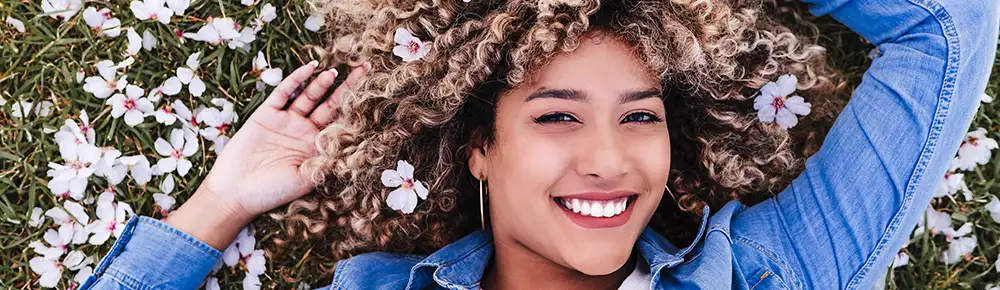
[81,0,1000,289]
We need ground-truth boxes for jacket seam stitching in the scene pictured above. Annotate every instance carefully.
[845,0,960,288]
[733,235,801,290]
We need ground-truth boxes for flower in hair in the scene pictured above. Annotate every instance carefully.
[392,28,431,62]
[382,160,429,214]
[754,74,811,129]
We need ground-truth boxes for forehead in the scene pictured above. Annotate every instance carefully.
[508,35,659,99]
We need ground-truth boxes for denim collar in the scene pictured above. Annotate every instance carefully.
[404,206,712,290]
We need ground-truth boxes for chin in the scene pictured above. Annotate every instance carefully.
[561,244,634,276]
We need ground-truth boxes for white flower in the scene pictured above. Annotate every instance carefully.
[74,266,93,285]
[199,98,237,154]
[6,16,26,33]
[166,0,189,15]
[130,0,174,24]
[983,92,994,103]
[41,0,83,22]
[87,191,133,245]
[93,146,125,185]
[148,76,183,102]
[29,207,45,227]
[142,29,157,51]
[261,68,282,87]
[259,4,277,23]
[204,277,221,290]
[303,14,325,32]
[891,251,909,269]
[227,27,257,51]
[393,28,431,62]
[155,128,199,176]
[154,102,179,125]
[243,273,262,290]
[951,128,999,171]
[177,52,207,96]
[986,196,1000,224]
[11,101,33,118]
[153,192,176,216]
[381,160,429,214]
[35,101,54,117]
[183,17,240,45]
[119,155,153,185]
[45,201,90,227]
[933,171,972,200]
[223,226,256,266]
[33,226,74,258]
[915,207,972,239]
[126,28,142,55]
[82,7,121,37]
[173,100,205,130]
[246,250,266,275]
[55,110,96,145]
[940,236,977,265]
[116,57,135,69]
[240,0,253,6]
[30,250,92,288]
[76,68,85,83]
[48,142,100,199]
[107,84,154,126]
[754,75,811,129]
[160,174,175,194]
[83,60,128,99]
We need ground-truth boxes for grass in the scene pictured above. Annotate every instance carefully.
[0,0,998,289]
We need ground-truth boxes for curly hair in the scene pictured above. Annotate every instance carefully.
[271,0,851,267]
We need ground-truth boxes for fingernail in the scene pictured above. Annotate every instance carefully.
[328,67,339,77]
[308,60,319,67]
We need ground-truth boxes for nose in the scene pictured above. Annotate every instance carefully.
[575,124,631,182]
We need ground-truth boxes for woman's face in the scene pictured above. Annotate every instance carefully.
[469,34,670,275]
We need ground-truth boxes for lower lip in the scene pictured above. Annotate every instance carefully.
[555,198,636,229]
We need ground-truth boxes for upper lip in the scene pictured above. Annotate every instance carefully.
[555,190,637,201]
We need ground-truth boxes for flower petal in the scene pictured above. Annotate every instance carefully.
[784,96,812,116]
[775,74,798,97]
[381,169,402,187]
[189,76,206,96]
[261,68,282,86]
[414,181,428,200]
[386,187,411,213]
[154,138,173,156]
[395,160,414,180]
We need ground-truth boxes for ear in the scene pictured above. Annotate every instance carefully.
[467,131,488,180]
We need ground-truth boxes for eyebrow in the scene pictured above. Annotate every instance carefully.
[524,87,662,103]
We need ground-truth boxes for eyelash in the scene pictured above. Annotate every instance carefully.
[532,112,664,124]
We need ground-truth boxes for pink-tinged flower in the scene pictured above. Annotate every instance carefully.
[148,76,182,102]
[29,207,45,228]
[55,110,96,145]
[199,98,238,154]
[87,191,133,245]
[753,74,811,129]
[41,0,82,22]
[176,52,206,96]
[6,16,26,33]
[107,84,154,126]
[142,29,157,51]
[392,27,429,62]
[82,7,121,37]
[130,0,174,24]
[932,171,971,200]
[47,142,100,200]
[940,236,977,265]
[165,0,189,15]
[381,160,429,214]
[83,60,127,99]
[223,226,256,266]
[153,192,176,217]
[30,250,91,288]
[155,128,199,176]
[119,155,153,185]
[950,128,999,172]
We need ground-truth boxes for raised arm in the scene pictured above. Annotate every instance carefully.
[730,0,999,289]
[80,63,364,289]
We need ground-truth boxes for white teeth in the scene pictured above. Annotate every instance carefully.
[559,197,630,218]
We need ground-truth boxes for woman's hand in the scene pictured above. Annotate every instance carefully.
[166,61,366,250]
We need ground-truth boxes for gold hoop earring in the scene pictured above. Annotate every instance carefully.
[665,184,677,201]
[480,177,486,230]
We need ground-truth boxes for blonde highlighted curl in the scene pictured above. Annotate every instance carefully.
[271,0,852,268]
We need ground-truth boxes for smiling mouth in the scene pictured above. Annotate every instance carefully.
[554,195,637,218]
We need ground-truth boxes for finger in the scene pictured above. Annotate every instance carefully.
[262,61,319,110]
[310,66,366,126]
[289,68,338,116]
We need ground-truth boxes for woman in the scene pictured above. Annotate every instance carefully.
[81,0,998,289]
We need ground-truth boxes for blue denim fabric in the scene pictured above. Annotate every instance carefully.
[80,0,1000,289]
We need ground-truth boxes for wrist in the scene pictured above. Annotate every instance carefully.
[165,188,256,250]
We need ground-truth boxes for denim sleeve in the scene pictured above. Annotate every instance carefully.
[79,216,222,290]
[729,0,999,289]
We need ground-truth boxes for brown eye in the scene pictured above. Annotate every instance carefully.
[621,112,663,124]
[534,112,581,124]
